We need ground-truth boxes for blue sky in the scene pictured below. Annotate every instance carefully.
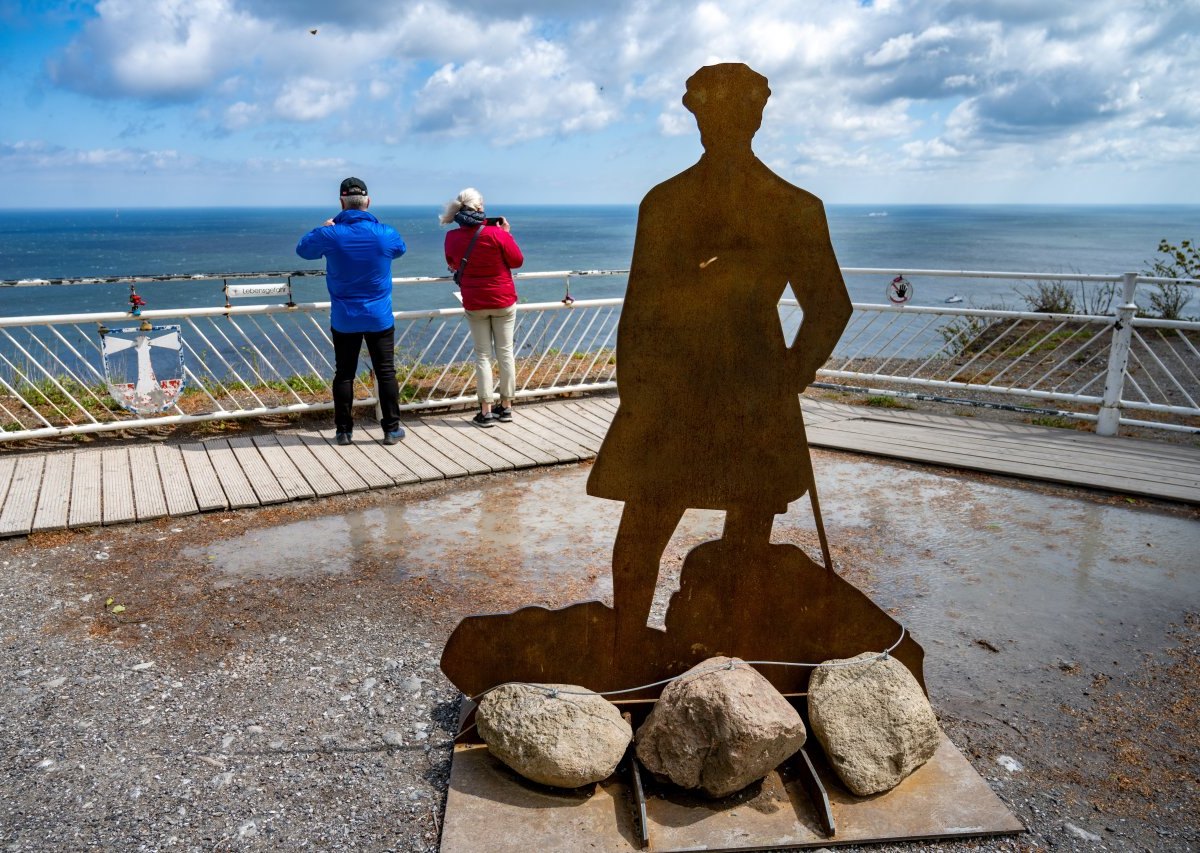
[2,0,1198,208]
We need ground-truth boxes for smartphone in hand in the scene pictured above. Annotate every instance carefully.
[485,216,503,226]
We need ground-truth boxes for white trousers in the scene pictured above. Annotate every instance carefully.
[465,305,516,406]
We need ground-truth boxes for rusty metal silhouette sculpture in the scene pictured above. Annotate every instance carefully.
[587,63,850,643]
[441,62,925,700]
[438,64,1027,853]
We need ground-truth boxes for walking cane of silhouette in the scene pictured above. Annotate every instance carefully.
[810,485,833,572]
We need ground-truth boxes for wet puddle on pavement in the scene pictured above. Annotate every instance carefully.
[189,455,1197,699]
[188,468,726,594]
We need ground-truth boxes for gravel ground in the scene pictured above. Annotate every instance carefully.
[0,482,474,852]
[1,445,1197,852]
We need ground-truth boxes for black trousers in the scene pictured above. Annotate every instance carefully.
[331,326,401,433]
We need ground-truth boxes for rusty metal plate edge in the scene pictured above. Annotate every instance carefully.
[440,733,1022,853]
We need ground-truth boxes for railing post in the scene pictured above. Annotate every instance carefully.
[1096,272,1138,437]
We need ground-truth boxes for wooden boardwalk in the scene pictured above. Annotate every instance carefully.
[0,394,1196,538]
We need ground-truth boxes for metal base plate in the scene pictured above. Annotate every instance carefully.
[440,732,1022,852]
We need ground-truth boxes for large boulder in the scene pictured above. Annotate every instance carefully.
[635,656,807,798]
[475,683,632,788]
[808,651,941,796]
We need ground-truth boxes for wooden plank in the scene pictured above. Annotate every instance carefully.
[228,436,288,505]
[521,405,603,455]
[293,430,371,493]
[592,395,619,415]
[400,423,474,478]
[362,432,442,483]
[331,440,396,489]
[804,400,1200,469]
[839,409,1199,467]
[0,458,14,511]
[68,451,103,527]
[349,436,424,486]
[558,399,613,438]
[101,448,135,525]
[250,434,317,501]
[0,456,43,537]
[179,442,228,511]
[154,445,199,517]
[543,399,601,437]
[421,418,513,473]
[128,445,169,521]
[504,409,586,461]
[203,439,260,509]
[806,424,1199,503]
[32,452,73,532]
[799,399,854,427]
[407,421,488,476]
[796,400,1200,467]
[273,432,343,497]
[432,416,540,470]
[813,418,1200,488]
[474,412,561,466]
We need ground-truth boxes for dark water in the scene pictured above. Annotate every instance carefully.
[1,205,1198,318]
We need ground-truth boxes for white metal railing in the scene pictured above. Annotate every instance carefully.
[0,270,622,442]
[807,269,1199,434]
[0,268,1196,442]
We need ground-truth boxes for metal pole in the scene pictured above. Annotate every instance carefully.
[809,484,834,573]
[1096,272,1138,436]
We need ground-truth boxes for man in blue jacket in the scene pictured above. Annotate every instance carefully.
[297,177,407,446]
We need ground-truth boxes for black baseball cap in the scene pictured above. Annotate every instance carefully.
[340,177,368,197]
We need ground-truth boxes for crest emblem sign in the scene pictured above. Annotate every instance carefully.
[100,324,186,413]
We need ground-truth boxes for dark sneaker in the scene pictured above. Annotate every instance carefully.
[335,431,352,446]
[472,412,496,429]
[494,405,513,423]
[383,427,405,445]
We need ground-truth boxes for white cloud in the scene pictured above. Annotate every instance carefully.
[865,32,917,67]
[411,40,615,141]
[1,140,196,171]
[273,77,356,122]
[48,0,267,100]
[900,137,961,162]
[25,0,1200,201]
[223,101,261,131]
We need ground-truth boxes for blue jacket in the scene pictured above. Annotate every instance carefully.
[296,209,407,332]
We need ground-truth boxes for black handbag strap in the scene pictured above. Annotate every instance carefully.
[454,223,487,283]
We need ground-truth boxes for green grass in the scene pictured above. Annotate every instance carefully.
[863,395,914,410]
[258,373,324,393]
[1028,415,1077,429]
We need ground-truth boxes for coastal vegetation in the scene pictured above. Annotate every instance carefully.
[1143,238,1199,320]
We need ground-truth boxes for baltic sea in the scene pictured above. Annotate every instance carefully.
[1,205,1198,318]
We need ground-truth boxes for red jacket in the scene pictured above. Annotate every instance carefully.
[445,225,524,310]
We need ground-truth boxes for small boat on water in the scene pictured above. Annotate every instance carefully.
[945,294,964,304]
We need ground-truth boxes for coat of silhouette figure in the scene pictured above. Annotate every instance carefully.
[587,63,852,638]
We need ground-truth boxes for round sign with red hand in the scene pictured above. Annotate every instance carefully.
[888,275,913,304]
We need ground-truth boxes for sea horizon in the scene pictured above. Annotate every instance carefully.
[4,201,1200,210]
[3,203,1197,318]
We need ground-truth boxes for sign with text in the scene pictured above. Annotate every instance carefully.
[225,282,291,299]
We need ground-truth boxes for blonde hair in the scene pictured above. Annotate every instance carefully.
[439,187,484,225]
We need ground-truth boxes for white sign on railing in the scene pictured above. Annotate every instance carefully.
[224,279,294,308]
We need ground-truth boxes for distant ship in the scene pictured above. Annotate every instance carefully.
[867,211,888,217]
[945,294,964,304]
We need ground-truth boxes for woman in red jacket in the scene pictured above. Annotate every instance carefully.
[441,188,525,427]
